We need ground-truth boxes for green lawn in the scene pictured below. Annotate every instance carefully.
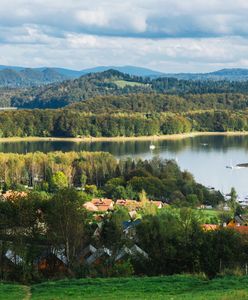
[2,276,248,299]
[29,276,248,300]
[114,80,148,88]
[0,283,26,300]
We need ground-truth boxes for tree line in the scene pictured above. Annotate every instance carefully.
[69,93,248,113]
[0,153,223,207]
[0,109,247,137]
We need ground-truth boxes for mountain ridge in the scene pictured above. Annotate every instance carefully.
[1,65,248,87]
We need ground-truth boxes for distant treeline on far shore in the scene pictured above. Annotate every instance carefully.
[0,108,247,138]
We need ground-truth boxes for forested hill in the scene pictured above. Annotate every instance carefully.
[69,93,248,113]
[8,70,152,108]
[0,68,68,87]
[3,69,248,108]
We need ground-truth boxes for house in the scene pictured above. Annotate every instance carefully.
[115,244,148,262]
[85,247,112,265]
[151,201,164,209]
[116,199,142,210]
[233,226,248,234]
[84,198,114,212]
[130,244,148,259]
[202,223,248,235]
[123,219,142,238]
[79,244,97,263]
[83,202,99,212]
[5,250,23,265]
[2,190,28,201]
[202,224,219,231]
[228,215,248,227]
[37,250,69,276]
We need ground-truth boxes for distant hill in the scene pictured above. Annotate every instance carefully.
[0,65,163,87]
[10,69,152,108]
[0,68,68,87]
[81,66,164,77]
[163,68,248,81]
[7,69,248,109]
[1,65,248,87]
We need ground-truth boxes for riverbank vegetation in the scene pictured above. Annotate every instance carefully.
[0,152,223,206]
[0,109,248,138]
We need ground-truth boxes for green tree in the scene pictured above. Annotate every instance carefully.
[50,171,68,192]
[45,188,88,270]
[229,187,238,216]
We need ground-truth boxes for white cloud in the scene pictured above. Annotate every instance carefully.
[1,0,248,71]
[76,10,108,27]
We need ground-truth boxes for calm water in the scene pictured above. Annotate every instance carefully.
[1,135,248,198]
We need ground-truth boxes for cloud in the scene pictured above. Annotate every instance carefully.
[76,10,108,27]
[1,0,248,38]
[0,0,248,71]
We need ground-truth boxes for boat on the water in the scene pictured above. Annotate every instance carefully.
[149,144,156,150]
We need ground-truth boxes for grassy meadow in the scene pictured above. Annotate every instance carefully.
[2,275,248,300]
[114,80,148,88]
[0,283,27,300]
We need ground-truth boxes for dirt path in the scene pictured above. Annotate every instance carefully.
[22,286,31,300]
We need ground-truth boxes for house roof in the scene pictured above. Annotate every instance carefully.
[116,199,142,209]
[234,215,248,225]
[202,223,248,234]
[233,226,248,234]
[83,202,99,212]
[151,201,164,208]
[123,219,141,231]
[2,190,28,201]
[202,224,219,231]
[90,198,114,212]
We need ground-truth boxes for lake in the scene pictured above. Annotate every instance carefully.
[1,135,248,198]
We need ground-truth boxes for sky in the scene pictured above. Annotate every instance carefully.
[1,0,248,72]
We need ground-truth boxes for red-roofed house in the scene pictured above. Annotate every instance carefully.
[84,198,114,212]
[202,224,219,231]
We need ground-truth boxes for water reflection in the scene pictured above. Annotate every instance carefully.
[1,135,248,197]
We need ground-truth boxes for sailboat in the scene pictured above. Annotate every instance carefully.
[149,144,156,150]
[226,160,242,170]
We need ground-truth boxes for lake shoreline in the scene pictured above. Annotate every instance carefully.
[1,131,248,143]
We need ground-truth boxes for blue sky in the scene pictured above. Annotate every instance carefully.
[1,0,248,72]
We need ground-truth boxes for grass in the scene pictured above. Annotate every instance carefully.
[198,209,221,223]
[0,275,243,300]
[114,80,148,88]
[0,283,26,300]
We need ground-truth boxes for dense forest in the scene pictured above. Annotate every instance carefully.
[0,109,247,137]
[3,70,248,108]
[69,93,248,113]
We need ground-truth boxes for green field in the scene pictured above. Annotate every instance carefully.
[114,80,148,88]
[3,275,248,300]
[0,283,27,300]
[198,209,222,223]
